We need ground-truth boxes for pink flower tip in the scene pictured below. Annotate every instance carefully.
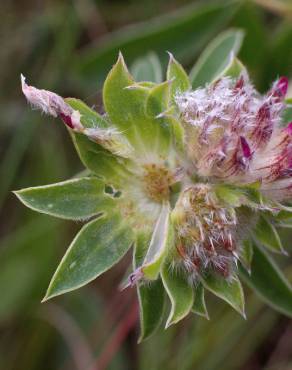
[274,76,289,98]
[240,136,252,159]
[285,122,292,136]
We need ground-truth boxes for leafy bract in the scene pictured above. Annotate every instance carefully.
[134,232,165,341]
[71,132,131,187]
[141,202,173,280]
[14,177,115,220]
[167,53,190,100]
[239,239,254,273]
[220,55,246,79]
[103,54,171,156]
[161,264,194,327]
[202,273,245,317]
[239,244,292,317]
[190,29,244,87]
[214,182,262,208]
[192,283,209,319]
[254,215,285,254]
[65,98,108,129]
[44,212,134,300]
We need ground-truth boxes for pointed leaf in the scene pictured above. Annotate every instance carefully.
[254,215,285,254]
[220,56,246,79]
[167,53,190,100]
[66,98,133,158]
[215,182,262,208]
[240,239,254,273]
[44,212,134,300]
[202,273,245,317]
[161,264,194,327]
[71,132,131,187]
[142,202,173,280]
[103,53,170,155]
[190,29,244,88]
[131,52,162,83]
[14,177,115,220]
[134,232,165,341]
[65,98,108,129]
[239,244,292,317]
[146,80,171,117]
[192,283,209,319]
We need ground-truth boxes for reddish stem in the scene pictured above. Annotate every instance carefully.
[93,301,139,370]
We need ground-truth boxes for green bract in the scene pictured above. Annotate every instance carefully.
[17,30,292,341]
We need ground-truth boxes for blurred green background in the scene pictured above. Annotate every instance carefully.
[1,0,292,369]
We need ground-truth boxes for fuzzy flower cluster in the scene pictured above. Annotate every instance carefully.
[176,75,291,201]
[169,74,291,280]
[172,184,238,280]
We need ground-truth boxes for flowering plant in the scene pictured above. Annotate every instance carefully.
[16,31,292,340]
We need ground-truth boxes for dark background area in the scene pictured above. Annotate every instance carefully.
[0,0,292,369]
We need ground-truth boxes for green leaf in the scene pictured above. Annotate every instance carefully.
[71,132,131,187]
[239,239,254,273]
[103,53,170,155]
[78,1,239,87]
[14,177,114,220]
[190,29,244,88]
[283,100,292,125]
[161,264,194,327]
[146,80,171,117]
[214,182,262,208]
[192,283,209,319]
[202,273,245,317]
[220,55,246,79]
[65,98,108,129]
[167,53,191,100]
[131,52,162,83]
[142,202,173,280]
[239,244,292,317]
[254,215,286,254]
[43,212,134,300]
[134,232,165,341]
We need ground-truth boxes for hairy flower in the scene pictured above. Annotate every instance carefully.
[176,74,290,192]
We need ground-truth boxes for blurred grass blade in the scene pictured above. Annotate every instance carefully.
[14,177,115,220]
[76,1,239,86]
[134,232,165,342]
[239,243,292,317]
[131,52,162,83]
[44,212,134,300]
[189,28,244,88]
[161,265,194,328]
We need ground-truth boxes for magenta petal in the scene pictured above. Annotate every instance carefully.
[60,113,74,129]
[240,136,252,158]
[274,76,288,98]
[285,122,292,136]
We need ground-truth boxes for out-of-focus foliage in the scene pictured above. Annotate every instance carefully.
[1,0,292,369]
